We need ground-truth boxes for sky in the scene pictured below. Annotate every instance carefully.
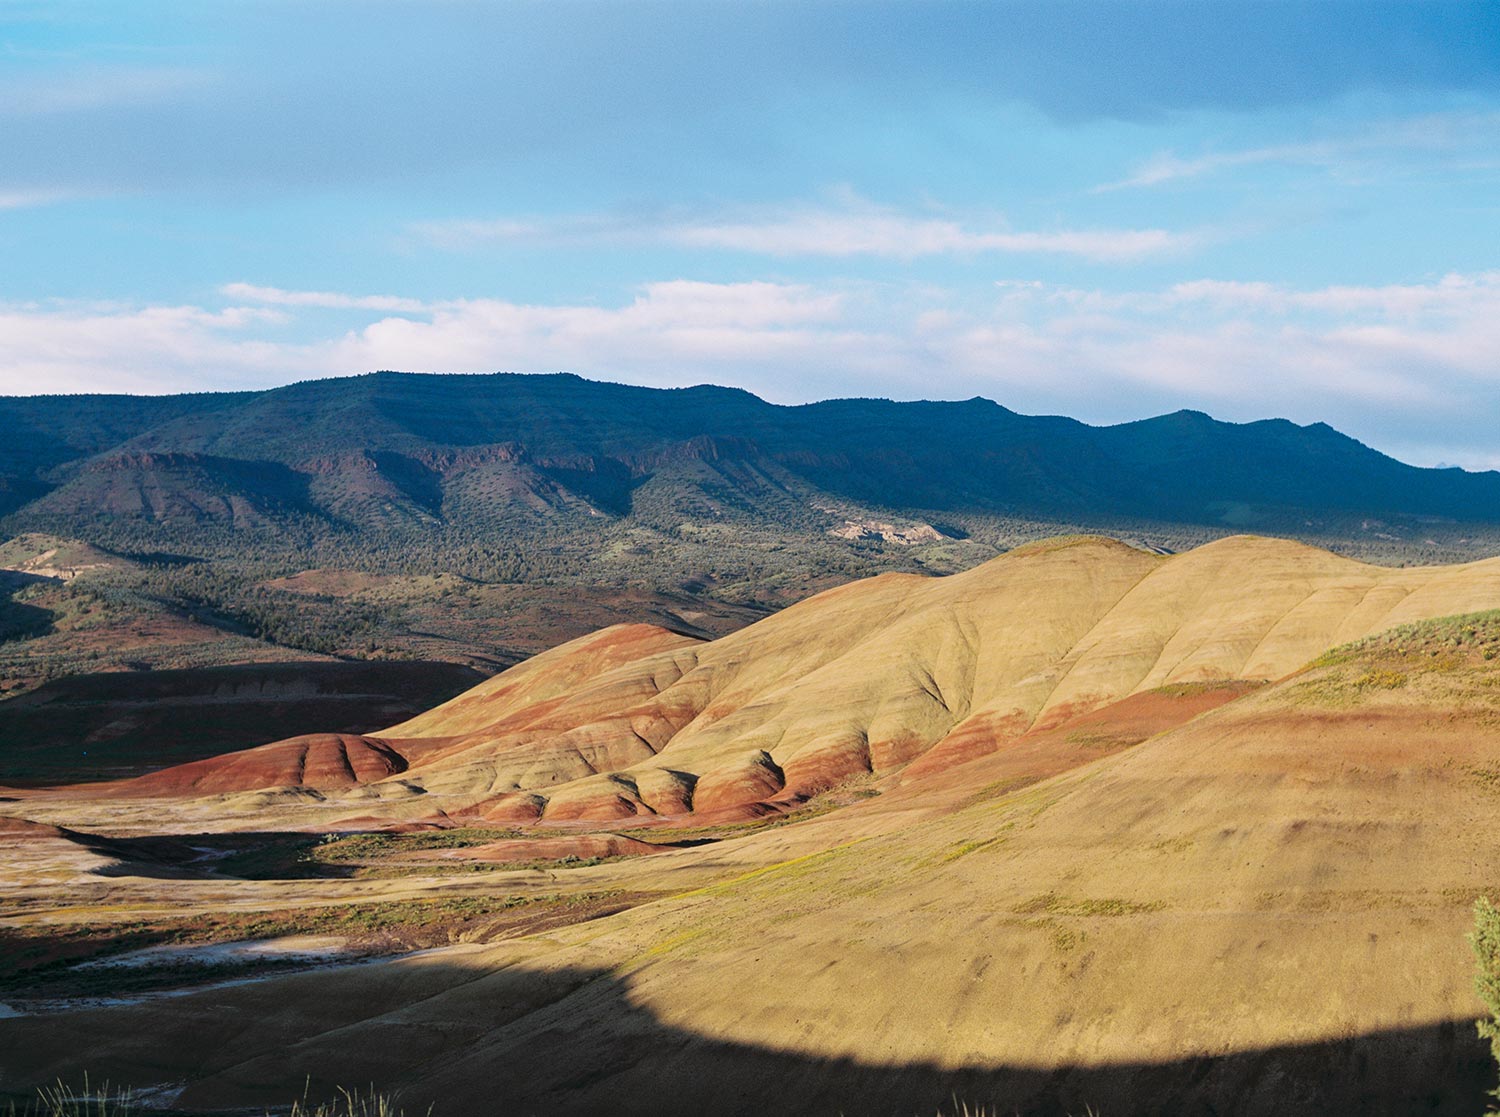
[2,0,1499,468]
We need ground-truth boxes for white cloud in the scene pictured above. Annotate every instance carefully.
[5,273,1500,468]
[1163,273,1500,321]
[662,212,1185,261]
[0,302,289,395]
[412,218,588,251]
[321,281,869,383]
[413,200,1193,262]
[220,283,431,313]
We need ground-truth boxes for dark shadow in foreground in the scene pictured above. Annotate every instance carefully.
[0,956,1492,1117]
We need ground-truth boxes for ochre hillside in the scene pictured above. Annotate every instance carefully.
[96,535,1500,828]
[9,579,1500,1113]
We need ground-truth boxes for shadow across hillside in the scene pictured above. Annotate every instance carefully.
[0,660,485,784]
[1,955,1490,1117]
[0,571,55,643]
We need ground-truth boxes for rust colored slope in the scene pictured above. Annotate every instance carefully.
[117,733,409,796]
[383,622,703,738]
[65,624,699,801]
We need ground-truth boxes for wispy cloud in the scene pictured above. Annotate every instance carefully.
[220,283,431,313]
[665,212,1184,261]
[414,199,1194,262]
[0,65,212,117]
[0,189,76,210]
[1095,140,1347,192]
[1096,112,1500,191]
[1163,273,1500,319]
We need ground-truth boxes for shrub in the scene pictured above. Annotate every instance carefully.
[1471,896,1500,1112]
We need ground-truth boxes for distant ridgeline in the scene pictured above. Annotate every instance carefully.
[3,371,1499,581]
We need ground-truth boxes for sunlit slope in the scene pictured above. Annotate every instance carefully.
[370,535,1500,820]
[563,613,1500,1111]
[20,611,1498,1114]
[95,535,1500,825]
[203,613,1500,1114]
[383,622,703,738]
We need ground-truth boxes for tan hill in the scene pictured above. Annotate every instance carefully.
[93,535,1500,831]
[0,533,133,581]
[6,580,1500,1113]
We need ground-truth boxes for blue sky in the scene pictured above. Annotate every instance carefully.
[2,1,1499,466]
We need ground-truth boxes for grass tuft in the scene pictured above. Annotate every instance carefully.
[1013,892,1164,917]
[3,1078,134,1117]
[285,1085,425,1117]
[1,1082,420,1117]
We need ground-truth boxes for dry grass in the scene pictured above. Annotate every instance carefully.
[0,1082,1107,1117]
[1314,609,1500,669]
[0,1082,421,1117]
[2,1079,135,1117]
[284,1085,426,1117]
[1290,611,1500,706]
[1013,892,1165,917]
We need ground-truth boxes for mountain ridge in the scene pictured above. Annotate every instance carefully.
[5,372,1499,581]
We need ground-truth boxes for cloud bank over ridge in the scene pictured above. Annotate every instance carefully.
[6,270,1499,470]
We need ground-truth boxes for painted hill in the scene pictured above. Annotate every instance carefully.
[269,606,1498,1114]
[95,536,1500,829]
[8,541,1500,1113]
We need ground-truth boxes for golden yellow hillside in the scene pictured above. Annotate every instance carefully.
[5,534,1500,1114]
[67,533,1500,829]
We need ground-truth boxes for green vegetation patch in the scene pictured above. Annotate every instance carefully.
[1150,679,1266,700]
[312,828,524,862]
[958,775,1043,810]
[210,828,538,881]
[1469,765,1500,794]
[1048,925,1085,953]
[941,832,1009,862]
[1065,729,1146,750]
[1290,609,1500,707]
[1014,892,1165,918]
[1314,609,1500,670]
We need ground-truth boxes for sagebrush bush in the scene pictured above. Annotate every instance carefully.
[1472,897,1500,1113]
